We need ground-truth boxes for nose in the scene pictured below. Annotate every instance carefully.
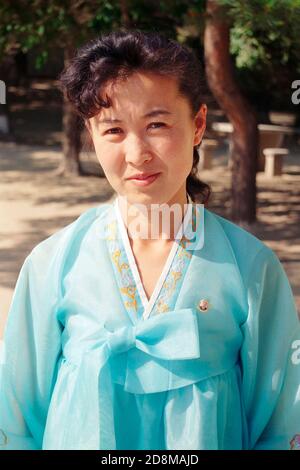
[124,133,153,165]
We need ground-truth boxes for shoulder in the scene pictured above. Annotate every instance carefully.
[26,203,110,269]
[14,203,112,306]
[203,209,298,326]
[204,208,265,250]
[203,208,280,286]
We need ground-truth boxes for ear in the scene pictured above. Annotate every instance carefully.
[193,104,207,146]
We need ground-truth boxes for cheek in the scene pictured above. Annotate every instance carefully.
[159,131,193,171]
[164,124,192,150]
[93,141,122,175]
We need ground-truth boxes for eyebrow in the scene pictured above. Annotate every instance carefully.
[97,109,173,125]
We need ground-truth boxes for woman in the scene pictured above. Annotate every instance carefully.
[0,30,299,450]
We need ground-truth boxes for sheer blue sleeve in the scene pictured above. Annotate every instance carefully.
[240,246,300,450]
[0,249,63,450]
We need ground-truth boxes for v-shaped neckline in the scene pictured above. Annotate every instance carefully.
[114,197,193,319]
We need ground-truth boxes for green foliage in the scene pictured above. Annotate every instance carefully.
[0,1,123,69]
[219,0,300,70]
[0,0,299,111]
[230,27,267,69]
[170,0,299,111]
[0,0,204,70]
[89,1,121,31]
[216,0,300,110]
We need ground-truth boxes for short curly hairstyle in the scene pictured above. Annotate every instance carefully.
[59,29,211,204]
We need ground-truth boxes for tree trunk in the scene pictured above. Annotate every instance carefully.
[204,0,258,225]
[56,44,83,176]
[120,0,131,27]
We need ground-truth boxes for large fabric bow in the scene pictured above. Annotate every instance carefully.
[61,308,201,449]
[59,307,241,449]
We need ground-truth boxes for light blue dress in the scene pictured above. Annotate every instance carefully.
[0,197,299,450]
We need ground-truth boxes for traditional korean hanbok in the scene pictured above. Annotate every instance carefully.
[0,196,299,450]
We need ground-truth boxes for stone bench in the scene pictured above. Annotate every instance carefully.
[198,139,219,170]
[263,148,289,177]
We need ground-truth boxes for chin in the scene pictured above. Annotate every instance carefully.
[125,192,165,207]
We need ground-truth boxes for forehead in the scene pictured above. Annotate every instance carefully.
[100,72,183,110]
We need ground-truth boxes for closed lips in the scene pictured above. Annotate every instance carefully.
[128,173,160,180]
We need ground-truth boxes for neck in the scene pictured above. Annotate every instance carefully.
[117,191,191,244]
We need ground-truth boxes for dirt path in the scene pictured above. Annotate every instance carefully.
[0,141,299,336]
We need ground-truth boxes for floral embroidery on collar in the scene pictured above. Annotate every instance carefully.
[104,202,203,321]
[151,204,200,316]
[104,217,140,320]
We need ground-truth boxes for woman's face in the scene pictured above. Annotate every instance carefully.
[86,72,207,206]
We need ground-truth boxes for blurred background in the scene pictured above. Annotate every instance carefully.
[0,0,300,336]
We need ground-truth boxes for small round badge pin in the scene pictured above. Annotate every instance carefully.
[198,299,210,312]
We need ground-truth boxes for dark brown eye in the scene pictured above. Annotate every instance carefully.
[149,122,166,129]
[106,128,122,134]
